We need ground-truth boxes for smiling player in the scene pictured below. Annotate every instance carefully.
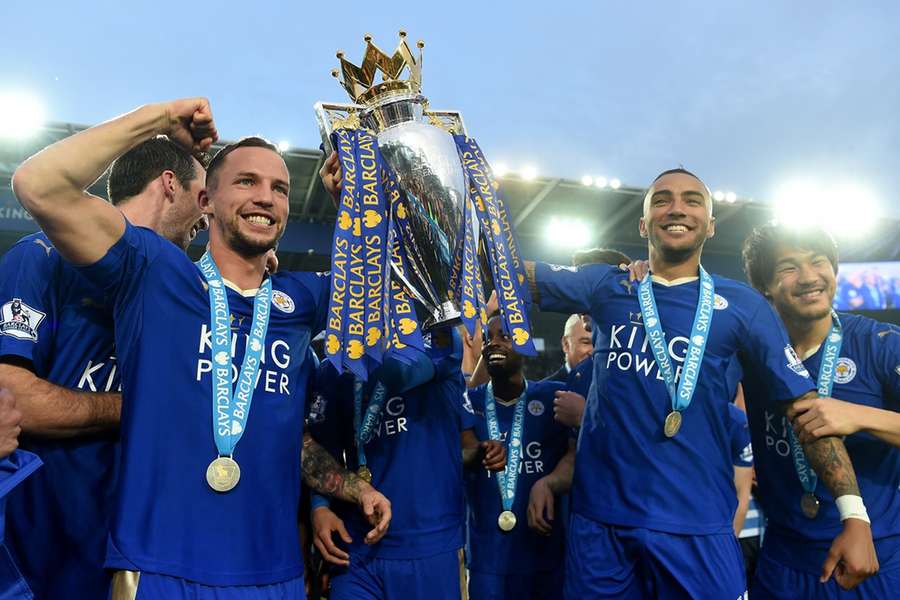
[12,99,391,598]
[521,168,872,598]
[742,222,898,597]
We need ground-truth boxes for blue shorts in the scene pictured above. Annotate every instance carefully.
[330,549,465,600]
[564,512,746,600]
[752,550,900,599]
[108,571,305,599]
[468,568,563,600]
[0,543,32,599]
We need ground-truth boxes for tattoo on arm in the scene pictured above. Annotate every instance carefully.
[788,392,861,497]
[301,434,366,503]
[524,260,540,304]
[803,436,861,497]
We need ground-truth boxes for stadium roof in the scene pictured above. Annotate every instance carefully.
[2,123,899,279]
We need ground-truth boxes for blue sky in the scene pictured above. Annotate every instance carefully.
[1,1,898,214]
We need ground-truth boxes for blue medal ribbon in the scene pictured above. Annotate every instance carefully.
[788,311,843,495]
[325,128,359,371]
[454,135,536,357]
[197,252,272,458]
[458,198,480,336]
[384,175,425,362]
[354,377,390,467]
[357,130,389,371]
[485,381,528,513]
[342,132,368,379]
[637,267,715,415]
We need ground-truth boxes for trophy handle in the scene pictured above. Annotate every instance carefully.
[313,101,366,154]
[422,109,468,136]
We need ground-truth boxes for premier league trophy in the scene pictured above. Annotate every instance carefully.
[315,31,535,378]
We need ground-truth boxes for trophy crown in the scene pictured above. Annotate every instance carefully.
[333,31,424,105]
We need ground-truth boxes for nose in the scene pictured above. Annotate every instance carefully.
[251,183,276,207]
[667,199,687,217]
[796,262,819,285]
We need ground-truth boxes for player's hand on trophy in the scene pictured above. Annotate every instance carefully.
[461,324,483,354]
[0,389,22,459]
[527,477,555,536]
[155,98,218,153]
[358,485,392,545]
[479,440,507,471]
[626,259,649,282]
[311,506,352,566]
[486,290,499,318]
[789,396,864,442]
[319,151,342,208]
[821,518,879,590]
[553,390,585,428]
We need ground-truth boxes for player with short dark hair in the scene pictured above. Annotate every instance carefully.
[741,221,898,598]
[521,168,874,598]
[463,314,569,599]
[0,134,207,598]
[11,99,391,598]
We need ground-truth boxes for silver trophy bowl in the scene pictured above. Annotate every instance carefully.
[315,93,472,328]
[362,95,468,327]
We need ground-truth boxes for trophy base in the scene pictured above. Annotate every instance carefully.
[422,300,461,331]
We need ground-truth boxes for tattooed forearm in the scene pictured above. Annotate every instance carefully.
[788,392,861,498]
[301,434,366,503]
[524,261,540,304]
[802,436,861,497]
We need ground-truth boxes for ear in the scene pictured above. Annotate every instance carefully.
[638,216,648,239]
[160,170,178,202]
[706,216,716,239]
[560,334,568,352]
[199,188,213,216]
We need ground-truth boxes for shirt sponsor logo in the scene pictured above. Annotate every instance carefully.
[713,293,729,310]
[0,298,46,342]
[834,357,857,384]
[527,399,545,416]
[272,290,295,313]
[784,346,811,378]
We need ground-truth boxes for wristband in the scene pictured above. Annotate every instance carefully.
[311,493,331,513]
[835,495,870,524]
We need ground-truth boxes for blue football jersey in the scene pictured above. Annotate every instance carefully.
[729,403,753,468]
[535,262,814,534]
[308,343,468,560]
[463,379,568,575]
[77,222,328,585]
[744,313,900,573]
[566,356,593,399]
[0,233,121,598]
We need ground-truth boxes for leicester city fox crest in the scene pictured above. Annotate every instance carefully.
[0,298,46,342]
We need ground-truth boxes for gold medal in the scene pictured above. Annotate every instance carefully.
[206,456,240,493]
[801,492,820,519]
[497,510,517,532]
[357,465,372,483]
[663,410,682,438]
